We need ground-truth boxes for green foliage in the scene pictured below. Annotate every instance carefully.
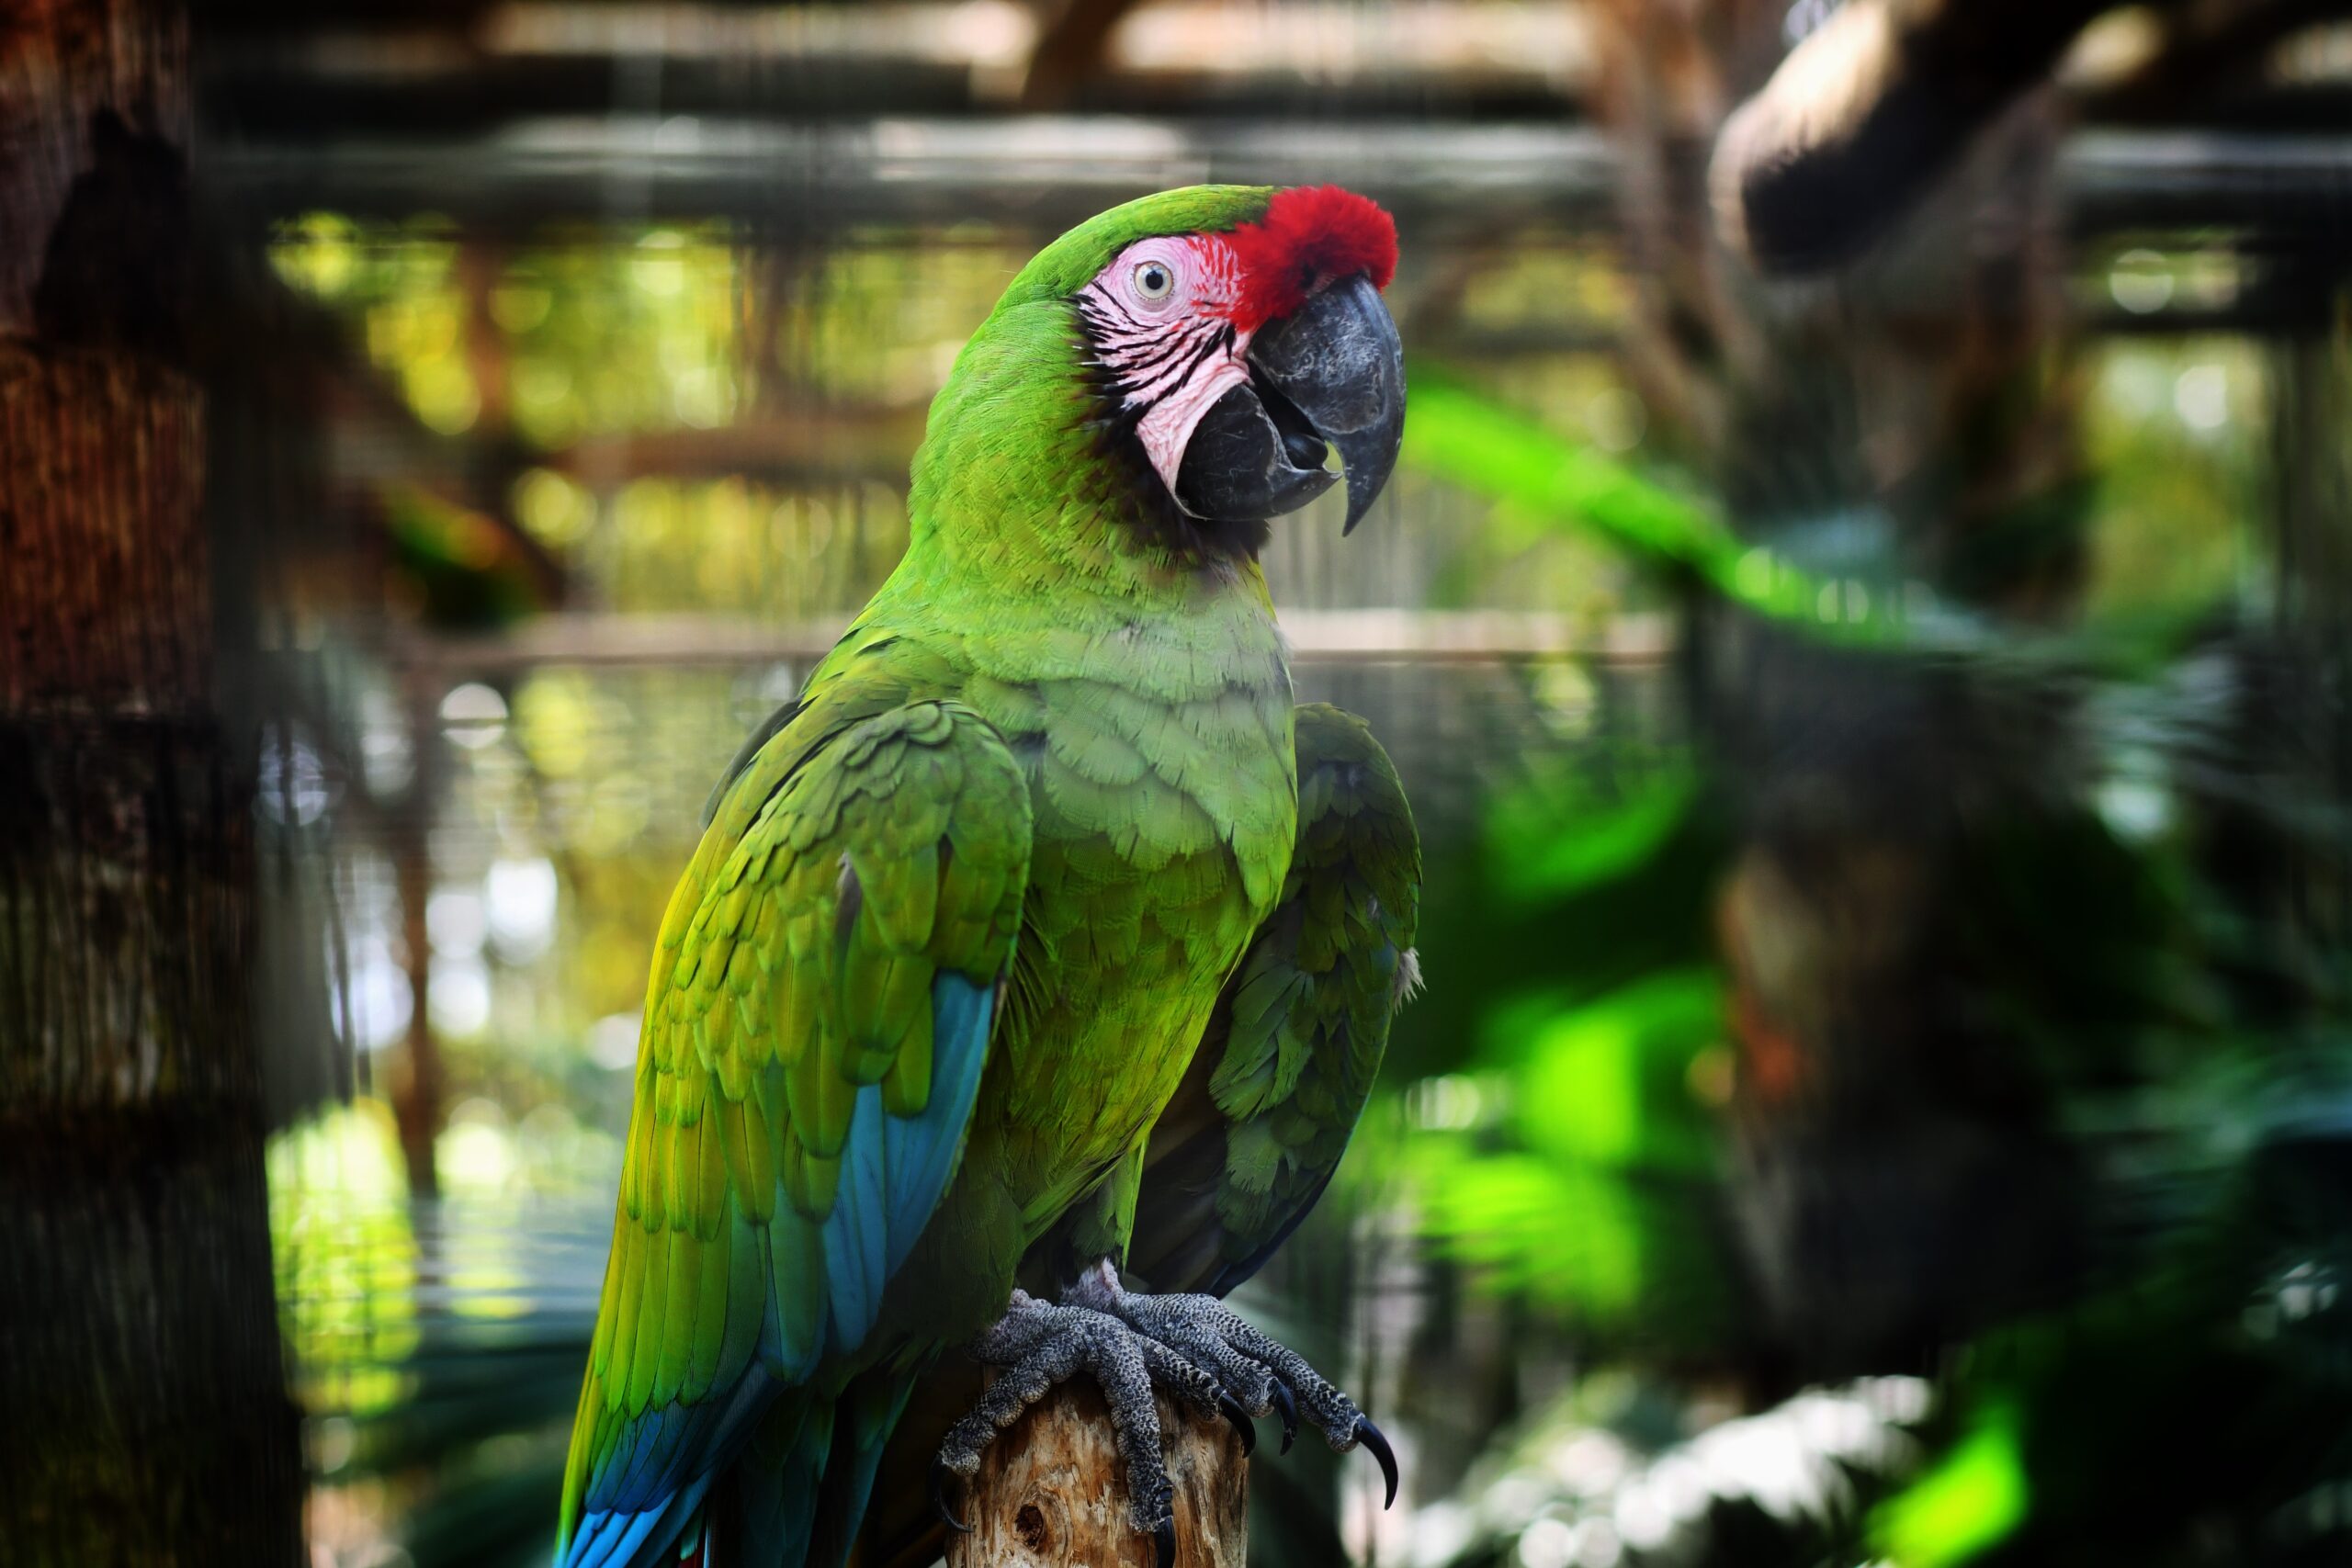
[1408,969,1729,1334]
[1404,720,1736,1343]
[1402,367,1744,590]
[1486,756,1701,907]
[270,1102,423,1418]
[1497,970,1721,1173]
[2078,338,2266,620]
[1401,366,2238,679]
[1402,365,1919,644]
[1871,1404,2028,1567]
[1384,322,2352,1568]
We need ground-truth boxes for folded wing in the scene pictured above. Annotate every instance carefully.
[557,698,1032,1568]
[1128,703,1420,1298]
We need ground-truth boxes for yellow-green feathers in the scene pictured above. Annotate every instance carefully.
[558,696,1030,1563]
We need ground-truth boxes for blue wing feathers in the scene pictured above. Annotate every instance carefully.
[572,1362,778,1566]
[882,975,993,1271]
[569,1461,711,1568]
[563,970,995,1568]
[826,972,992,1350]
[822,1086,889,1352]
[600,1403,673,1510]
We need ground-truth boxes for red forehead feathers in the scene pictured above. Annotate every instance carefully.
[1224,185,1398,332]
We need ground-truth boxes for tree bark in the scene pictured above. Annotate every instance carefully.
[945,1383,1246,1567]
[1589,0,2094,1378]
[0,2,305,1562]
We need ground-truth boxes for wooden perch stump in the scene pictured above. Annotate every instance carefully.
[945,1381,1248,1567]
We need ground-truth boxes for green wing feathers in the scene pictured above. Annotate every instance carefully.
[1129,703,1421,1296]
[642,696,1027,1232]
[558,697,1031,1565]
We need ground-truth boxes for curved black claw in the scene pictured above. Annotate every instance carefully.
[1269,1379,1298,1454]
[1155,1519,1178,1568]
[1217,1393,1257,1457]
[1354,1416,1399,1509]
[930,1458,972,1534]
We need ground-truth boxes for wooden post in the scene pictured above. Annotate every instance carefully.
[945,1382,1248,1567]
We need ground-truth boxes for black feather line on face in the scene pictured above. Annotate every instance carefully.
[1070,292,1270,566]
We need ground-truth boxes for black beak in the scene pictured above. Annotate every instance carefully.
[1173,274,1406,536]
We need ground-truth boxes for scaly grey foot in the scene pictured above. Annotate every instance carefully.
[930,1284,1234,1568]
[1067,1258,1397,1505]
[929,1260,1397,1568]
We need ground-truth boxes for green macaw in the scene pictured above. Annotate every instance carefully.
[557,184,1421,1568]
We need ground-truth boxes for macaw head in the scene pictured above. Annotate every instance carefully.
[917,185,1406,564]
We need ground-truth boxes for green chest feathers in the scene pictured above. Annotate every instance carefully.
[954,600,1299,928]
[954,593,1297,1152]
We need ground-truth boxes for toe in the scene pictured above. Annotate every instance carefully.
[1155,1518,1177,1568]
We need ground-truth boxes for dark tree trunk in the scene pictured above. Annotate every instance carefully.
[1589,0,2095,1379]
[0,3,305,1562]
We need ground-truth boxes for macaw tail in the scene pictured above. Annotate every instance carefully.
[555,1386,846,1568]
[582,1369,918,1568]
[729,1370,918,1568]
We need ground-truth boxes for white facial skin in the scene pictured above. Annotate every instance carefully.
[1075,235,1257,502]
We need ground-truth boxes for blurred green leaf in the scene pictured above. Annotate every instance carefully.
[1402,366,2232,678]
[1871,1403,2029,1568]
[1404,366,1863,635]
[1404,367,1734,573]
[1503,969,1722,1171]
[1409,968,1728,1333]
[1411,1141,1647,1319]
[1487,759,1702,904]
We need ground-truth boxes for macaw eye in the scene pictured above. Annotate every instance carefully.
[1132,260,1175,302]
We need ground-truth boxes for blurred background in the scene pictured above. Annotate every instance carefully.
[9,1,2352,1565]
